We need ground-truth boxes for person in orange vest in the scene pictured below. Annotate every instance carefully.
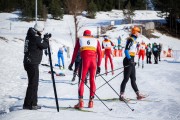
[102,35,115,75]
[120,26,146,101]
[138,40,147,68]
[68,30,102,109]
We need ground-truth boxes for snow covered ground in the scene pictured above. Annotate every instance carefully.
[0,10,180,120]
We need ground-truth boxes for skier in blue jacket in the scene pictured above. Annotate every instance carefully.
[57,47,65,69]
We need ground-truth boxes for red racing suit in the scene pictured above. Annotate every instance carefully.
[138,43,146,60]
[70,36,102,98]
[102,39,114,72]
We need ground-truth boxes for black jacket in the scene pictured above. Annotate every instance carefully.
[157,45,162,52]
[23,28,48,64]
[75,50,81,62]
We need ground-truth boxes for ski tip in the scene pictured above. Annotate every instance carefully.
[132,109,135,111]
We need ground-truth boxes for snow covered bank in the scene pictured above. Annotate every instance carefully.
[0,10,180,120]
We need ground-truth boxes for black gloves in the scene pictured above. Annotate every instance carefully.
[68,63,73,71]
[128,59,136,66]
[44,49,48,56]
[37,31,42,36]
[127,59,132,65]
[96,67,101,74]
[43,33,51,41]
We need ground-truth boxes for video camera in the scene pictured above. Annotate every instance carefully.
[46,33,52,38]
[44,33,52,40]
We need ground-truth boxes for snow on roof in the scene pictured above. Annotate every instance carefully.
[96,10,165,20]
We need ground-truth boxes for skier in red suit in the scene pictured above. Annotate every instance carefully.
[138,40,147,68]
[68,30,102,109]
[102,35,115,75]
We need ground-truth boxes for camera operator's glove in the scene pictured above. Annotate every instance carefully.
[43,33,49,41]
[96,67,101,74]
[37,31,42,36]
[68,63,73,71]
[43,33,51,41]
[44,49,48,56]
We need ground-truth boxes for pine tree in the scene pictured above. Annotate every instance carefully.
[21,0,44,21]
[87,0,97,18]
[49,0,63,19]
[154,0,180,34]
[38,0,44,20]
[134,0,146,10]
[95,0,101,11]
[107,0,115,10]
[123,0,135,24]
[21,0,34,19]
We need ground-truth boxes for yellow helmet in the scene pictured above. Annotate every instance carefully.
[131,26,141,34]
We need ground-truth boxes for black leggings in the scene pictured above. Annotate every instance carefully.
[120,57,139,93]
[146,52,152,63]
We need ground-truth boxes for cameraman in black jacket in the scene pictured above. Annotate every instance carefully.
[23,23,50,110]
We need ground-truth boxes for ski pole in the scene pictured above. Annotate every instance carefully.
[96,65,130,90]
[47,39,59,112]
[99,74,134,111]
[96,70,124,90]
[83,82,112,111]
[96,66,125,76]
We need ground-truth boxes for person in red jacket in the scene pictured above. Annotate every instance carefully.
[102,35,115,75]
[68,30,102,109]
[138,40,147,68]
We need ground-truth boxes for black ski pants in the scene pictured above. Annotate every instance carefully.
[23,64,39,107]
[120,57,139,93]
[73,60,81,78]
[158,51,161,61]
[146,52,152,63]
[153,52,158,64]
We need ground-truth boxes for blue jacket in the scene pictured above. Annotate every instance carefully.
[58,49,63,57]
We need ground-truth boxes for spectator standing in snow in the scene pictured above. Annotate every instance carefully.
[136,42,140,54]
[102,35,115,75]
[146,43,152,64]
[138,40,147,68]
[57,46,65,69]
[120,26,146,101]
[68,30,102,109]
[117,36,121,46]
[157,43,162,61]
[23,23,50,110]
[152,42,159,64]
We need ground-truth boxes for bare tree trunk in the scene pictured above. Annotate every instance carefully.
[65,0,87,45]
[74,15,78,41]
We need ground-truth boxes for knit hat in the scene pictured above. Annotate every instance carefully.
[83,30,91,36]
[104,35,108,40]
[131,26,140,35]
[34,23,44,32]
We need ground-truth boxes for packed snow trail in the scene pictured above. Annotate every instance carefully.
[1,57,180,120]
